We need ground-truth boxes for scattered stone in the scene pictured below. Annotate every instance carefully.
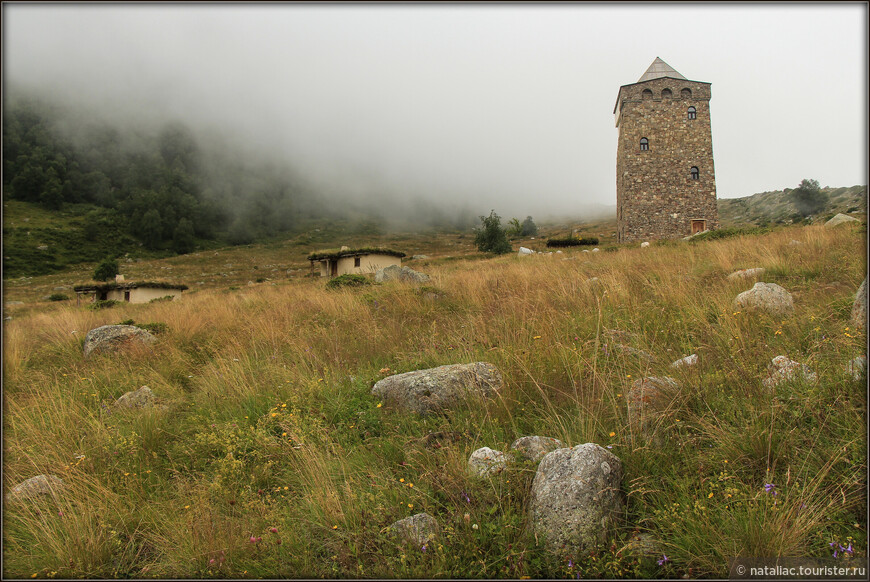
[762,356,818,389]
[37,245,48,251]
[582,250,590,253]
[529,443,624,552]
[727,268,766,281]
[670,354,699,368]
[626,377,678,423]
[788,239,803,246]
[371,362,503,415]
[468,447,507,477]
[247,281,255,286]
[591,248,600,253]
[640,242,650,248]
[6,475,65,502]
[846,356,866,381]
[83,325,157,359]
[375,265,430,284]
[53,286,70,291]
[419,430,464,449]
[411,254,429,260]
[852,277,867,330]
[6,301,23,306]
[388,513,440,546]
[510,436,564,463]
[824,213,860,228]
[116,386,155,409]
[733,282,794,317]
[518,247,535,257]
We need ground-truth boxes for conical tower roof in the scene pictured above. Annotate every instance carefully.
[637,57,687,82]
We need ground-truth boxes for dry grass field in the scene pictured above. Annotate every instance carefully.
[2,221,866,578]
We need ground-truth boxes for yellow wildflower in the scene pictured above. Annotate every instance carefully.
[609,432,616,437]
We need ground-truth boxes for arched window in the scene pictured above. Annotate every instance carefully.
[640,137,649,151]
[687,106,697,120]
[642,89,653,100]
[661,88,672,99]
[681,88,692,99]
[690,166,700,180]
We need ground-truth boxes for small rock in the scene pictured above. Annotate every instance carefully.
[824,213,860,228]
[852,277,867,330]
[510,436,564,463]
[517,247,535,257]
[83,325,157,359]
[411,254,429,260]
[788,239,803,246]
[6,301,23,306]
[53,286,70,291]
[733,282,794,317]
[727,268,765,281]
[762,356,817,389]
[529,444,624,552]
[670,354,698,368]
[582,249,590,253]
[468,447,507,477]
[6,475,65,502]
[388,513,440,546]
[627,377,678,423]
[375,265,430,284]
[419,430,464,449]
[591,248,600,253]
[247,281,255,286]
[845,356,866,381]
[116,386,155,409]
[640,242,650,248]
[37,245,48,251]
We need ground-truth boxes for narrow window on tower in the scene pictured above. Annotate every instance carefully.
[640,137,649,151]
[690,166,700,180]
[687,106,697,120]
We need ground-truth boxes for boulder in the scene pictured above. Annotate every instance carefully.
[510,436,564,463]
[591,248,600,253]
[375,265,430,284]
[788,240,803,246]
[411,255,429,260]
[529,443,624,552]
[371,362,503,415]
[824,213,860,228]
[640,242,650,248]
[733,282,794,317]
[762,356,818,389]
[83,325,157,359]
[845,356,866,381]
[518,247,535,257]
[388,513,440,546]
[468,447,507,477]
[852,277,867,330]
[626,377,678,423]
[6,474,65,503]
[116,386,155,409]
[727,268,766,281]
[670,354,699,369]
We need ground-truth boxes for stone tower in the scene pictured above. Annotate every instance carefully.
[614,57,718,242]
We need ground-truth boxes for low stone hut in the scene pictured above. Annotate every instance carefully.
[73,281,188,304]
[308,247,405,278]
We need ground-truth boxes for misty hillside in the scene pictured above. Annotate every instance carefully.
[718,185,866,226]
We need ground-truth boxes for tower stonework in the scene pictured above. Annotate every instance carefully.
[615,58,718,243]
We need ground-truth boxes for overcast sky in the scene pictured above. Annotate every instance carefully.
[3,2,868,218]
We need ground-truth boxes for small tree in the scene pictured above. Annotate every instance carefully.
[791,178,828,217]
[520,216,538,236]
[474,210,512,254]
[507,218,523,237]
[93,258,119,282]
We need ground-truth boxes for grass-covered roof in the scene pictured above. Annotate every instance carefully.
[73,281,189,293]
[307,247,406,262]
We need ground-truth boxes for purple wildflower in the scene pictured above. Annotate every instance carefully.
[461,492,471,503]
[844,543,854,556]
[830,542,839,558]
[657,554,669,566]
[421,544,427,552]
[568,559,573,568]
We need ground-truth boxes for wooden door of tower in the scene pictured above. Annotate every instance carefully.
[691,220,706,235]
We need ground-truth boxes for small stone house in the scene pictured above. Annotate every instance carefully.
[308,247,405,278]
[73,281,188,304]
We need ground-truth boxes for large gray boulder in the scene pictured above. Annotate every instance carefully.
[852,277,867,330]
[824,213,860,228]
[116,386,155,409]
[83,325,156,359]
[529,443,624,552]
[510,436,564,463]
[375,265,430,284]
[733,282,794,317]
[371,362,503,415]
[388,513,440,546]
[6,474,65,503]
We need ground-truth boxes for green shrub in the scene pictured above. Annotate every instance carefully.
[326,274,372,290]
[546,237,598,247]
[47,293,69,302]
[149,295,175,303]
[93,257,119,282]
[474,211,512,254]
[137,322,169,335]
[87,300,120,310]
